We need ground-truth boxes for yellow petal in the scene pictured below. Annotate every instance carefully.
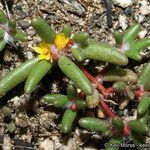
[55,33,69,50]
[32,47,43,54]
[45,53,51,60]
[38,54,46,60]
[32,42,51,54]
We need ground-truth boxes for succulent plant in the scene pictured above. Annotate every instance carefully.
[0,15,150,149]
[0,9,28,52]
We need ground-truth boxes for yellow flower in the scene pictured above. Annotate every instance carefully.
[55,33,69,50]
[32,42,51,60]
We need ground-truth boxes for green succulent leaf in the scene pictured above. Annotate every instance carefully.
[137,62,150,90]
[44,94,69,108]
[122,23,141,44]
[60,109,77,133]
[0,28,5,40]
[8,20,16,35]
[58,56,93,95]
[125,38,150,61]
[0,9,8,24]
[72,48,85,62]
[81,43,128,66]
[78,117,111,136]
[24,60,52,94]
[112,117,124,131]
[44,94,85,109]
[31,17,56,43]
[14,28,28,42]
[103,66,138,83]
[138,110,149,124]
[62,25,71,38]
[114,31,124,45]
[0,40,6,52]
[112,81,126,92]
[137,93,150,115]
[128,120,149,135]
[0,58,38,96]
[67,84,77,99]
[73,32,89,44]
[127,91,135,100]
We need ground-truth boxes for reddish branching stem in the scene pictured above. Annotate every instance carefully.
[106,87,114,94]
[81,68,131,136]
[99,99,115,118]
[81,68,107,96]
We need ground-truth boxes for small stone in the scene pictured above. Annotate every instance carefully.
[39,139,54,150]
[2,107,12,118]
[15,113,28,128]
[7,121,16,133]
[24,51,34,59]
[2,135,13,150]
[134,13,145,23]
[18,20,30,29]
[138,30,147,39]
[140,0,150,15]
[26,28,36,37]
[119,15,128,30]
[125,7,132,16]
[112,0,135,8]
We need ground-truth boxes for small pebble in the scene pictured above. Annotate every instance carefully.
[138,30,147,39]
[119,15,128,30]
[39,139,54,150]
[112,0,135,8]
[134,13,145,23]
[18,20,30,29]
[125,7,132,16]
[140,0,150,15]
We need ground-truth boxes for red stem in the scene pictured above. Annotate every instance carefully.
[123,124,131,136]
[106,87,114,94]
[99,99,115,118]
[81,68,107,95]
[78,91,86,98]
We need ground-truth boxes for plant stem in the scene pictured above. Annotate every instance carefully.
[99,99,115,118]
[81,68,107,96]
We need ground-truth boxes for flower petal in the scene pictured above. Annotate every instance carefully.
[32,47,43,54]
[55,33,69,50]
[38,54,46,60]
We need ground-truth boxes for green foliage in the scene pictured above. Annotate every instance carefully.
[58,56,93,95]
[62,25,71,38]
[128,120,149,134]
[80,42,128,66]
[112,117,124,131]
[137,62,150,90]
[31,17,56,43]
[0,9,28,52]
[78,117,111,136]
[112,81,126,92]
[137,93,150,115]
[60,109,77,133]
[0,58,38,96]
[0,16,149,149]
[24,60,52,94]
[103,67,138,83]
